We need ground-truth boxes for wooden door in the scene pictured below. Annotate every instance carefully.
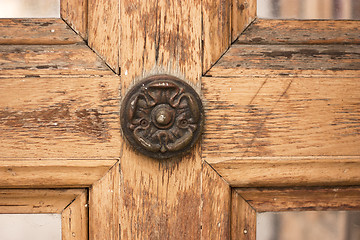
[1,1,359,239]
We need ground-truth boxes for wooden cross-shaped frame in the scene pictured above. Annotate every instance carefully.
[0,0,359,239]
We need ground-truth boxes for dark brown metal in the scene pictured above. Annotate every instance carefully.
[120,75,204,159]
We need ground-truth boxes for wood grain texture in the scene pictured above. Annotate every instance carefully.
[120,0,202,89]
[202,76,360,186]
[237,19,360,45]
[206,44,360,77]
[231,189,256,240]
[231,0,256,42]
[202,0,231,73]
[0,189,83,213]
[0,76,120,159]
[88,0,119,73]
[61,0,88,40]
[89,162,119,240]
[201,162,231,239]
[62,189,88,240]
[235,187,360,212]
[119,1,204,239]
[0,45,115,77]
[0,160,117,188]
[211,157,360,187]
[0,19,83,45]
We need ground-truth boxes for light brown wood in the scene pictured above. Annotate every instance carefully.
[0,19,83,45]
[201,162,231,239]
[0,76,120,159]
[0,189,83,213]
[0,45,115,77]
[118,1,205,239]
[62,189,88,240]
[202,76,360,186]
[210,156,360,187]
[89,162,119,240]
[88,0,119,73]
[237,19,360,45]
[206,44,360,78]
[231,0,256,42]
[235,187,360,212]
[231,189,256,240]
[202,0,231,73]
[0,160,117,188]
[61,0,88,40]
[119,0,202,89]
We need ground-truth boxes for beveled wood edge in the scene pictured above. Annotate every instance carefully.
[0,159,118,188]
[206,156,360,187]
[234,186,360,212]
[62,189,88,240]
[0,189,85,214]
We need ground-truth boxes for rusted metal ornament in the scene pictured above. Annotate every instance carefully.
[120,75,204,159]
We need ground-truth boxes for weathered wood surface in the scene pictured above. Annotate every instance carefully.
[206,44,360,77]
[89,162,119,240]
[211,156,360,187]
[0,19,83,45]
[235,187,360,212]
[0,160,117,188]
[0,189,83,213]
[237,19,360,45]
[202,0,231,73]
[88,0,119,73]
[231,0,257,42]
[61,0,88,40]
[118,1,205,239]
[62,189,88,240]
[231,189,256,240]
[203,76,360,186]
[0,76,120,159]
[0,45,114,77]
[201,162,231,239]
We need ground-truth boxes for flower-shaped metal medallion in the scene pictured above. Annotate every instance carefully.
[120,75,204,159]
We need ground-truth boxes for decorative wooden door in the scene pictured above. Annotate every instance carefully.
[1,0,359,239]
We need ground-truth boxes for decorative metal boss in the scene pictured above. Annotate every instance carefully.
[120,75,204,159]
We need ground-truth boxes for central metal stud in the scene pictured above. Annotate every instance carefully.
[120,75,204,159]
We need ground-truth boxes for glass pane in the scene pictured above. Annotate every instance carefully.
[257,211,360,240]
[0,0,60,18]
[0,214,61,240]
[257,0,360,19]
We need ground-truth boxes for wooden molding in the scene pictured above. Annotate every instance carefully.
[235,186,360,212]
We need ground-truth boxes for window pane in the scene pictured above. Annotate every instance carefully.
[257,0,360,19]
[0,214,61,240]
[0,0,60,18]
[257,211,360,240]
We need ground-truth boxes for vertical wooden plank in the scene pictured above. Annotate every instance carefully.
[202,0,231,73]
[119,1,205,238]
[62,190,88,240]
[231,0,257,41]
[88,0,119,73]
[231,189,256,240]
[201,162,231,239]
[89,162,120,240]
[120,0,202,88]
[60,0,88,40]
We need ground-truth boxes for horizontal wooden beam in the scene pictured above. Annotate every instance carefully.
[236,19,360,45]
[235,186,360,212]
[0,189,85,213]
[203,76,360,186]
[206,44,360,78]
[0,45,114,77]
[0,159,117,188]
[0,19,83,45]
